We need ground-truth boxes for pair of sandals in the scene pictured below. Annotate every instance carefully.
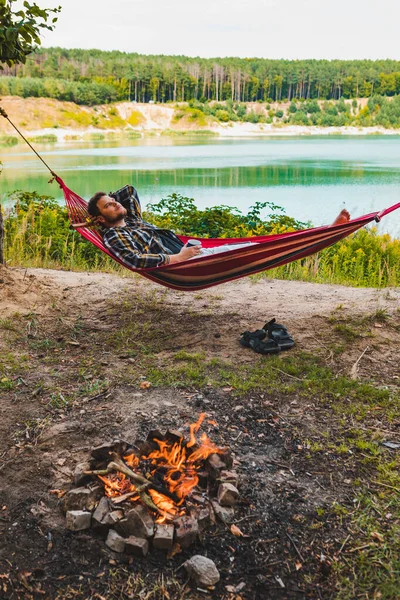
[240,318,295,355]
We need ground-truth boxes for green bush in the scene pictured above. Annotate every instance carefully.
[4,191,116,271]
[0,135,18,146]
[215,109,230,122]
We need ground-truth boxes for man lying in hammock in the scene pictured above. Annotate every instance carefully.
[87,185,350,270]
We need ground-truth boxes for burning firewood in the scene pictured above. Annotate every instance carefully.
[64,413,240,555]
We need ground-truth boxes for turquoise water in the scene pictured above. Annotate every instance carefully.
[1,135,400,238]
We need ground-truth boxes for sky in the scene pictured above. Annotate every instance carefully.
[36,0,400,60]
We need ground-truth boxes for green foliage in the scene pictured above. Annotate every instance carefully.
[144,193,307,238]
[0,0,61,67]
[4,190,116,271]
[5,45,400,104]
[127,110,145,127]
[0,135,18,146]
[27,133,57,143]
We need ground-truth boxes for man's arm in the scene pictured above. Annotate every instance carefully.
[110,185,142,220]
[104,228,168,269]
[104,229,202,269]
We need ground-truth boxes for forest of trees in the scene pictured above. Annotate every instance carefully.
[2,47,400,105]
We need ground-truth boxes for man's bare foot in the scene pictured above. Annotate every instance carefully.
[331,209,351,226]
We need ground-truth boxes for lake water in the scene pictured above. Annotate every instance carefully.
[2,135,400,238]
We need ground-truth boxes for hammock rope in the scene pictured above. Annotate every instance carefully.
[2,105,400,292]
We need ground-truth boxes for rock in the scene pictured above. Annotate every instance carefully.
[91,439,131,461]
[61,485,102,512]
[124,536,149,557]
[219,470,239,487]
[66,510,91,531]
[73,461,92,486]
[207,453,226,471]
[92,497,111,529]
[105,530,125,553]
[174,516,199,548]
[197,506,214,529]
[153,524,174,550]
[211,501,235,524]
[115,505,154,539]
[217,483,239,506]
[184,555,220,587]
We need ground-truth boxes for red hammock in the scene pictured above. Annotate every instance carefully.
[58,176,399,292]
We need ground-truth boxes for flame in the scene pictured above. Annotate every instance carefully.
[187,412,206,447]
[123,453,140,467]
[97,414,226,518]
[97,473,136,497]
[148,489,182,523]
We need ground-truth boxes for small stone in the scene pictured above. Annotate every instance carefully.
[218,483,239,507]
[66,510,91,531]
[61,485,102,512]
[91,440,130,461]
[207,454,226,470]
[197,506,214,529]
[92,497,110,528]
[124,536,149,557]
[115,505,154,539]
[184,555,220,587]
[73,462,92,486]
[220,470,239,487]
[211,501,235,524]
[174,516,199,548]
[106,510,124,526]
[153,524,174,550]
[105,530,125,553]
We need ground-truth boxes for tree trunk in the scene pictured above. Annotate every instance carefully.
[0,203,5,265]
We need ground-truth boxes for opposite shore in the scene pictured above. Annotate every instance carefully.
[1,96,400,144]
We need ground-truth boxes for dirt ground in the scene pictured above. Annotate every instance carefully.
[0,266,399,599]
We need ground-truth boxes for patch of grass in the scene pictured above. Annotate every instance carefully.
[126,109,145,127]
[125,130,142,139]
[27,134,58,143]
[0,135,18,146]
[173,350,205,363]
[0,377,14,390]
[48,391,69,409]
[88,132,106,140]
[14,416,50,445]
[60,109,92,127]
[333,323,362,342]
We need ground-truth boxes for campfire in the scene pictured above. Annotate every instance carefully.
[62,414,240,557]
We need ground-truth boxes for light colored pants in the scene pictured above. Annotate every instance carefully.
[198,241,258,256]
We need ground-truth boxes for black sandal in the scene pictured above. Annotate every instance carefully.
[239,328,267,348]
[264,318,295,350]
[249,337,280,355]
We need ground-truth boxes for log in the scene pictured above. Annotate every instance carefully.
[87,456,177,519]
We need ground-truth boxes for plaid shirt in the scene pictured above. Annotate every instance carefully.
[102,185,184,269]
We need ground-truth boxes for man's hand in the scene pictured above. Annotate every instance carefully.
[169,244,202,264]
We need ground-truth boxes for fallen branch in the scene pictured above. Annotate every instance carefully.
[286,531,305,562]
[350,346,369,379]
[371,480,400,494]
[270,366,304,382]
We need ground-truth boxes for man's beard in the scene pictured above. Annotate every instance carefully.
[104,207,127,225]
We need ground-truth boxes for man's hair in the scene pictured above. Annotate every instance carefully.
[88,191,107,217]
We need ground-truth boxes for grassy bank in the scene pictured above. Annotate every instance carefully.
[3,191,400,287]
